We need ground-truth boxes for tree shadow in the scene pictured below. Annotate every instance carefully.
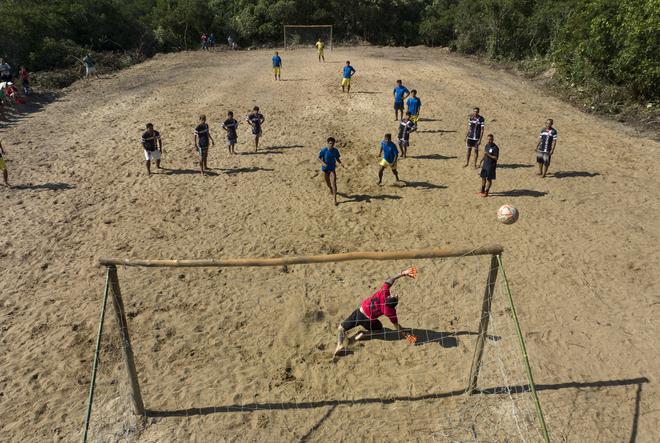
[552,171,601,179]
[161,168,219,176]
[498,163,533,169]
[266,144,304,150]
[490,189,546,198]
[337,192,402,204]
[410,154,457,160]
[12,182,76,190]
[279,78,310,82]
[417,129,457,134]
[300,405,337,442]
[0,93,57,127]
[352,91,381,94]
[403,180,447,190]
[417,117,442,122]
[145,377,649,417]
[221,166,274,175]
[240,150,284,156]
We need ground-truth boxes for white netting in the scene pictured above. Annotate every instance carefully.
[84,254,547,442]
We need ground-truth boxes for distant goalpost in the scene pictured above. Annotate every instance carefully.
[283,24,333,50]
[82,245,551,442]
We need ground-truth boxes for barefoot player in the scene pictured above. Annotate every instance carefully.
[316,39,325,62]
[393,80,410,121]
[406,89,422,123]
[398,112,417,158]
[194,115,214,176]
[378,133,400,184]
[141,123,162,175]
[465,107,485,168]
[536,119,557,178]
[334,267,416,356]
[272,51,282,80]
[341,61,356,93]
[318,137,343,206]
[478,134,499,197]
[246,106,265,152]
[222,111,239,154]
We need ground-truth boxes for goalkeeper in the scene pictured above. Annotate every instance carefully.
[334,267,416,356]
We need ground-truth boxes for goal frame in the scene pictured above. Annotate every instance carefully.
[283,24,333,51]
[83,245,550,442]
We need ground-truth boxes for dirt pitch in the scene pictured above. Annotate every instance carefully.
[0,46,658,442]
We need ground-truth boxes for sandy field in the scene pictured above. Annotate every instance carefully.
[0,46,659,442]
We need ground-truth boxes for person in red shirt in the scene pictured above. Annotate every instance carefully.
[334,267,416,356]
[19,66,30,95]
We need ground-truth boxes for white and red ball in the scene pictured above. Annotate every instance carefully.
[497,205,519,224]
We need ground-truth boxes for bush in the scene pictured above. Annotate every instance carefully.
[28,38,82,70]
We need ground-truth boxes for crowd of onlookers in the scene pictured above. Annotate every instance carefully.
[201,33,238,51]
[0,58,31,121]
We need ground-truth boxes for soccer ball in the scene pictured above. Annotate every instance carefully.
[497,205,519,224]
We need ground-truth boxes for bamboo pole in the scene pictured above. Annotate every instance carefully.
[466,254,499,393]
[108,266,145,416]
[498,255,551,442]
[99,245,503,268]
[82,267,111,443]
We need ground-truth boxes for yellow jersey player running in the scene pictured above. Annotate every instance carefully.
[315,39,325,62]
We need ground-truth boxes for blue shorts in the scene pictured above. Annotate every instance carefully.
[322,166,336,173]
[394,101,404,110]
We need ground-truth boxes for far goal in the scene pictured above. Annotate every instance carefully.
[283,24,333,50]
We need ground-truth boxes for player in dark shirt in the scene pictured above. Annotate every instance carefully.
[141,123,162,176]
[465,107,485,168]
[194,114,214,176]
[246,106,265,152]
[536,119,558,178]
[478,134,499,197]
[222,111,239,155]
[397,112,417,158]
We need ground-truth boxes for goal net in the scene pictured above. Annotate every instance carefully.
[284,25,333,50]
[82,247,550,442]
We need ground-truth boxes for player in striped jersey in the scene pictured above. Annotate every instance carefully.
[194,115,214,176]
[536,119,557,178]
[398,112,417,158]
[246,106,265,152]
[141,123,162,176]
[465,107,485,168]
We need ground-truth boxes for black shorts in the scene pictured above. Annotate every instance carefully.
[480,166,496,180]
[341,309,383,332]
[394,101,404,110]
[536,152,551,166]
[467,139,479,149]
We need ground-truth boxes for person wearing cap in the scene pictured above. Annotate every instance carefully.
[334,267,415,356]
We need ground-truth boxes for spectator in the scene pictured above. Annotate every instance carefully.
[209,33,217,49]
[19,66,30,96]
[201,33,208,51]
[82,53,99,79]
[0,59,12,82]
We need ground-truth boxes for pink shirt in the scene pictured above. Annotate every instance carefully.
[360,282,398,324]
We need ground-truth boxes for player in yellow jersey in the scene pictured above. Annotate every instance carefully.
[316,39,325,62]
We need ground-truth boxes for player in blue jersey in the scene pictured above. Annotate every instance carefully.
[272,51,282,81]
[393,80,410,121]
[406,90,421,123]
[246,106,265,152]
[318,137,344,206]
[341,61,356,93]
[536,119,557,178]
[378,133,400,184]
[465,107,485,168]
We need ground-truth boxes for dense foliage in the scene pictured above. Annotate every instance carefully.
[0,0,657,99]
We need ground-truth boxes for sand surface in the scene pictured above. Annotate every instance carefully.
[0,47,658,442]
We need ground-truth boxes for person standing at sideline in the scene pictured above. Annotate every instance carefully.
[0,141,10,186]
[393,80,410,121]
[478,134,499,197]
[194,115,214,176]
[318,137,343,206]
[82,53,98,79]
[465,107,485,168]
[0,59,12,82]
[272,51,282,81]
[141,123,162,175]
[536,119,557,178]
[341,61,356,93]
[316,39,325,62]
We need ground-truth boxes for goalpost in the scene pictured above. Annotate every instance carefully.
[283,24,333,50]
[82,245,550,442]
